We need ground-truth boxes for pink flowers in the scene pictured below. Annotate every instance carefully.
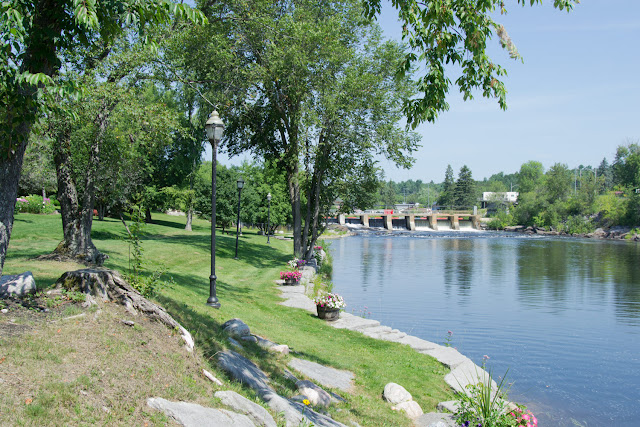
[314,245,322,250]
[280,271,302,281]
[510,407,538,427]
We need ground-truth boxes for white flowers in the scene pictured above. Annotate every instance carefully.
[313,293,346,310]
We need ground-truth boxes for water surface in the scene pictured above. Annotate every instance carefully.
[330,230,640,426]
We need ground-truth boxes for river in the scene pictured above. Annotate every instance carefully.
[329,229,640,426]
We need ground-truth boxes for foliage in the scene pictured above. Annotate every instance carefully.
[454,367,537,427]
[15,195,57,215]
[613,142,640,188]
[122,205,163,297]
[518,161,544,193]
[487,210,514,230]
[562,215,595,235]
[439,165,455,207]
[454,165,476,208]
[362,0,578,127]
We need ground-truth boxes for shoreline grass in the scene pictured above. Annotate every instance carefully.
[3,212,453,426]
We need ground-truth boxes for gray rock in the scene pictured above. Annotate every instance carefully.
[436,400,460,413]
[383,383,412,404]
[254,335,278,349]
[222,318,251,338]
[240,335,258,343]
[147,397,255,426]
[0,271,36,298]
[444,359,496,396]
[420,345,470,369]
[414,412,457,427]
[215,390,277,427]
[283,369,299,383]
[259,390,346,427]
[271,344,290,354]
[395,335,438,352]
[288,358,354,392]
[296,380,332,407]
[330,313,380,331]
[394,400,423,419]
[216,351,270,393]
[228,337,244,350]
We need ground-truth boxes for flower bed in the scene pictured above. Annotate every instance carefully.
[280,271,303,281]
[313,293,346,310]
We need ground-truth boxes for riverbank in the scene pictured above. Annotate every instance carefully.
[2,213,453,426]
[501,224,640,241]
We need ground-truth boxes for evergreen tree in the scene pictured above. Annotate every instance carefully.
[454,165,476,207]
[597,158,613,191]
[439,165,455,207]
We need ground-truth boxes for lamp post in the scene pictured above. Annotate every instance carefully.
[205,110,224,308]
[267,192,272,244]
[234,178,244,259]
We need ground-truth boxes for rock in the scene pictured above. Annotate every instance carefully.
[240,335,258,343]
[414,412,457,427]
[215,390,277,427]
[0,271,36,298]
[216,351,271,393]
[288,358,354,392]
[383,383,413,404]
[1,309,8,314]
[222,318,251,338]
[254,335,278,349]
[394,400,423,419]
[271,344,289,354]
[203,369,224,386]
[228,337,244,350]
[296,380,332,407]
[436,401,460,413]
[444,359,496,396]
[259,390,347,427]
[147,397,255,426]
[121,320,135,327]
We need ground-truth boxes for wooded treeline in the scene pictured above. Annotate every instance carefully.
[1,0,580,274]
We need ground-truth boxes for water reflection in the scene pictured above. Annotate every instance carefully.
[331,232,640,426]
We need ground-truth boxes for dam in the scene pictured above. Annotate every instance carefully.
[327,211,481,230]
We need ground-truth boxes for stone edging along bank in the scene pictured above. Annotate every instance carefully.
[278,265,507,424]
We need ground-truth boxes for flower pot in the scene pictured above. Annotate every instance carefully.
[284,278,299,286]
[316,305,340,321]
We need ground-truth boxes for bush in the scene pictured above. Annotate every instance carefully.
[16,195,56,214]
[486,210,513,230]
[562,215,595,235]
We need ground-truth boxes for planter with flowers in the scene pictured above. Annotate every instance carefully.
[313,293,346,321]
[287,258,307,270]
[280,270,303,286]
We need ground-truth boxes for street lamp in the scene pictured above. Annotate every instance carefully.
[266,192,272,244]
[234,178,244,259]
[205,110,224,308]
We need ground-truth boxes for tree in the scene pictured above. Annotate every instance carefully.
[544,163,573,203]
[613,142,640,189]
[362,0,578,127]
[0,0,205,275]
[454,165,476,208]
[18,132,57,199]
[518,161,544,193]
[380,181,397,209]
[597,158,613,192]
[220,0,418,258]
[438,165,455,207]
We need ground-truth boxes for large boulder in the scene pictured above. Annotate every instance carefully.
[296,380,332,407]
[216,351,271,393]
[382,382,412,404]
[222,318,251,338]
[0,271,36,298]
[147,397,254,426]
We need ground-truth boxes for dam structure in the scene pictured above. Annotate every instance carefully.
[327,211,481,231]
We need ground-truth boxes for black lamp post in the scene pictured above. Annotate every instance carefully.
[266,192,272,244]
[205,110,224,308]
[234,178,244,259]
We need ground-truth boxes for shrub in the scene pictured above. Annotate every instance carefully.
[16,195,56,214]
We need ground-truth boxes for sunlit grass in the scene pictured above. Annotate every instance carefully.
[4,212,454,426]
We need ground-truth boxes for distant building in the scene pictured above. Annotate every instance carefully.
[481,192,519,209]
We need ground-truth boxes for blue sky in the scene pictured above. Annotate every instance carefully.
[215,1,640,183]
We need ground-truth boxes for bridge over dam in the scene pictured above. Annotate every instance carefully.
[327,212,481,231]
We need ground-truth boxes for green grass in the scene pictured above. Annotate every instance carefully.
[4,212,453,426]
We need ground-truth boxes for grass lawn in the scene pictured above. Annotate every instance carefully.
[2,212,453,426]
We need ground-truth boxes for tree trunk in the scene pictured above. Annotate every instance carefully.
[185,208,193,231]
[145,207,152,224]
[0,140,29,276]
[52,127,106,265]
[287,164,302,257]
